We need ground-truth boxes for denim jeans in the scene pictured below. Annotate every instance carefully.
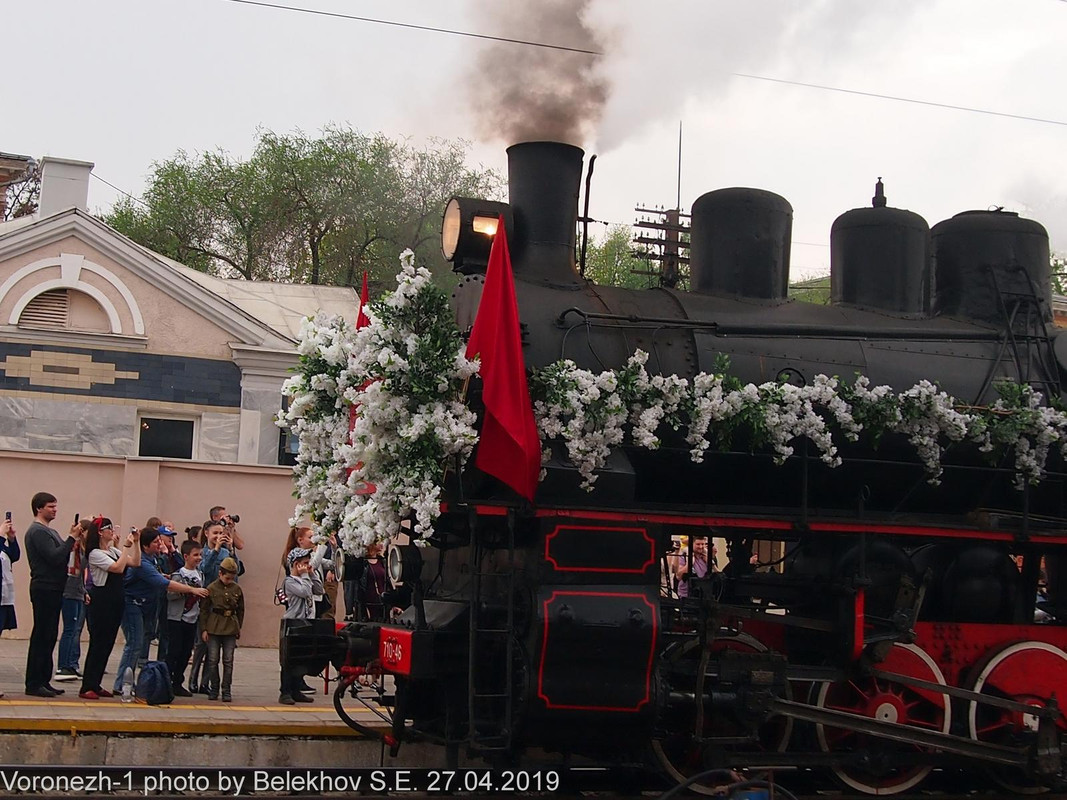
[155,601,170,663]
[205,634,237,698]
[343,579,358,619]
[114,597,155,693]
[140,599,159,662]
[58,597,85,671]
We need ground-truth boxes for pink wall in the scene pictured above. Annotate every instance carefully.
[1,450,301,647]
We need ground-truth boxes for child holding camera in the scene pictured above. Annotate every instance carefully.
[189,520,233,693]
[278,547,322,705]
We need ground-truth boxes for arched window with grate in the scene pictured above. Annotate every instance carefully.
[18,288,111,332]
[19,288,69,327]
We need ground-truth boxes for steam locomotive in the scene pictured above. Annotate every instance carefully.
[305,142,1067,795]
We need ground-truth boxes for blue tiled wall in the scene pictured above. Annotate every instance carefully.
[0,343,242,407]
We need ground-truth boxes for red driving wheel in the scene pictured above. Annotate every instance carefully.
[815,643,951,795]
[968,641,1067,794]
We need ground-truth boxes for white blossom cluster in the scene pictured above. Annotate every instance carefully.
[533,360,628,488]
[279,250,479,555]
[529,350,1067,491]
[892,380,972,483]
[979,385,1067,489]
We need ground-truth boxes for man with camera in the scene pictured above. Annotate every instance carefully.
[209,506,244,552]
[24,492,85,697]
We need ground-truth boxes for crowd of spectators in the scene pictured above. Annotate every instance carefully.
[2,493,258,702]
[2,491,425,703]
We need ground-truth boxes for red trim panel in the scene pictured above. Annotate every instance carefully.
[543,525,657,574]
[852,589,865,662]
[537,590,657,713]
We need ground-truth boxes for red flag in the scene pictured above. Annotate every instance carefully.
[348,270,375,493]
[465,217,541,502]
[357,271,371,329]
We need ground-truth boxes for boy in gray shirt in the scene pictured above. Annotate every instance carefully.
[165,540,204,697]
[278,548,322,705]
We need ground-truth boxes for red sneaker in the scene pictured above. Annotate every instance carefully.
[97,689,114,698]
[78,690,100,700]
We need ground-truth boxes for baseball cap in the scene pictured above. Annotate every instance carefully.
[287,547,312,568]
[158,525,177,536]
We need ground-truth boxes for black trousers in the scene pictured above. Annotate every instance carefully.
[278,619,309,696]
[26,587,63,691]
[165,619,197,687]
[80,582,125,694]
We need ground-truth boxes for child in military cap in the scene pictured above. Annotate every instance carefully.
[200,556,244,702]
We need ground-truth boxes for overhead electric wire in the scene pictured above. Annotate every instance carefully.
[221,0,602,55]
[734,73,1067,127]
[91,173,149,208]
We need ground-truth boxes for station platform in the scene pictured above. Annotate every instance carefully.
[0,637,444,768]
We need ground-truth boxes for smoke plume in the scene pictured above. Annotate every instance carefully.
[467,0,610,147]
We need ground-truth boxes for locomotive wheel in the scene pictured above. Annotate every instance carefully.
[652,632,791,796]
[967,641,1067,795]
[814,642,950,796]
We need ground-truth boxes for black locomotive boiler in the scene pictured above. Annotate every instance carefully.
[315,141,1067,796]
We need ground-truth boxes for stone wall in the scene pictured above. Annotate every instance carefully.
[0,396,243,462]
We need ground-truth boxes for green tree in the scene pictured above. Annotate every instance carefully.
[103,128,502,288]
[106,151,281,280]
[1052,254,1066,297]
[583,224,656,289]
[789,274,831,304]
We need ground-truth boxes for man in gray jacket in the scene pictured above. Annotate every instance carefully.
[24,492,84,697]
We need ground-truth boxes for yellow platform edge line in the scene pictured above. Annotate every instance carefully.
[0,719,381,736]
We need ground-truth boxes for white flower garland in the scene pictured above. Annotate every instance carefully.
[529,350,1067,491]
[279,250,478,555]
[282,255,1067,550]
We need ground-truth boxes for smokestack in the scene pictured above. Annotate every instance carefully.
[38,157,94,217]
[506,142,584,289]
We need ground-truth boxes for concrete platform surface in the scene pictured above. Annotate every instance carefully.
[0,636,380,738]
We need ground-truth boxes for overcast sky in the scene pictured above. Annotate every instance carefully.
[7,0,1066,279]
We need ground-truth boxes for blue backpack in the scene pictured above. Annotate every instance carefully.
[136,661,175,706]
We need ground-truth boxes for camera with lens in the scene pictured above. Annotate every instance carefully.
[224,514,241,525]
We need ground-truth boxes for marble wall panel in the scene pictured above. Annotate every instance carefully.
[0,414,26,438]
[258,415,283,465]
[26,418,81,452]
[239,388,285,465]
[242,387,284,414]
[0,397,33,420]
[199,412,241,462]
[0,397,138,456]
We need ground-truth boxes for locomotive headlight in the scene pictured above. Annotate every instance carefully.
[441,196,512,271]
[471,215,498,236]
[387,543,423,587]
[441,198,463,261]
